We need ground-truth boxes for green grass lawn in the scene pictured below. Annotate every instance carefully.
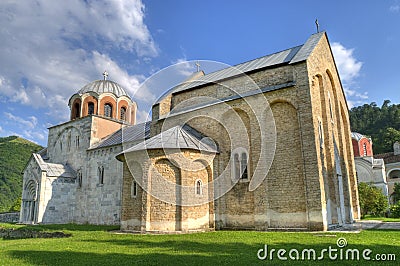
[1,223,399,265]
[362,215,400,222]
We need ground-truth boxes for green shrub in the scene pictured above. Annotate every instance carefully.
[390,203,400,218]
[358,182,388,218]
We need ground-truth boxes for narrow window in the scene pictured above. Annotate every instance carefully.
[104,103,112,118]
[329,98,334,121]
[318,121,324,147]
[77,170,82,188]
[120,107,126,121]
[234,153,240,180]
[363,143,367,156]
[131,181,137,198]
[88,102,95,115]
[241,152,248,179]
[195,180,202,195]
[67,133,71,151]
[74,103,80,119]
[98,166,104,185]
[76,136,80,148]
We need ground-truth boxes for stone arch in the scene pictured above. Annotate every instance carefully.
[70,98,81,120]
[51,125,83,149]
[223,107,252,176]
[340,103,358,220]
[388,168,400,180]
[82,95,98,116]
[355,161,374,183]
[316,74,336,225]
[22,179,38,223]
[150,158,182,231]
[99,95,117,118]
[267,100,307,227]
[192,158,214,228]
[117,99,129,121]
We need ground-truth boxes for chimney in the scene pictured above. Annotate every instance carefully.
[394,142,400,155]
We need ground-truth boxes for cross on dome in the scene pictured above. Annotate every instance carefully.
[195,61,200,72]
[103,70,109,80]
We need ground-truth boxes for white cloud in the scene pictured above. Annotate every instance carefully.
[331,42,363,83]
[92,51,155,103]
[0,0,157,119]
[171,58,196,77]
[331,42,366,106]
[4,112,38,129]
[136,109,152,123]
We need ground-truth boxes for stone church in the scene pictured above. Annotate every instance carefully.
[20,32,360,231]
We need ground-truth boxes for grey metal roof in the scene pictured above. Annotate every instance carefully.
[171,46,301,95]
[289,32,325,64]
[32,153,76,178]
[120,124,218,153]
[89,121,151,150]
[351,132,366,141]
[77,79,130,98]
[155,32,326,103]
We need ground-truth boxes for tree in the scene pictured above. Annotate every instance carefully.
[350,100,400,154]
[358,182,388,217]
[9,197,21,212]
[390,183,400,204]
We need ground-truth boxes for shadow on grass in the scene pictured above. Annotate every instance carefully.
[8,241,399,265]
[1,223,119,232]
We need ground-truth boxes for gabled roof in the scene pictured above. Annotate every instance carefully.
[89,121,151,150]
[31,153,76,178]
[156,32,325,103]
[118,124,218,155]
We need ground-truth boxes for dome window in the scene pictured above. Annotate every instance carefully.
[120,107,126,121]
[73,103,80,119]
[88,102,95,115]
[104,103,113,118]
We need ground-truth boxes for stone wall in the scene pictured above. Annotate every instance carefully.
[121,149,214,232]
[131,33,359,232]
[0,212,19,223]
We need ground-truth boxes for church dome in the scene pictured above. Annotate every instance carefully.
[68,72,137,125]
[351,132,365,142]
[78,79,130,98]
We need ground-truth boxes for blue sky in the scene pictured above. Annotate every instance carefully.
[0,0,399,146]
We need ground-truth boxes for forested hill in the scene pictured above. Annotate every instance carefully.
[0,136,43,212]
[349,100,400,154]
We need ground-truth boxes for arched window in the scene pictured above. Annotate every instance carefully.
[88,102,95,115]
[77,170,82,188]
[318,120,324,148]
[241,152,248,180]
[131,180,137,198]
[98,166,104,185]
[67,133,71,151]
[74,103,80,119]
[195,180,202,195]
[234,153,240,180]
[232,150,249,181]
[120,107,126,121]
[104,103,112,118]
[389,169,400,179]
